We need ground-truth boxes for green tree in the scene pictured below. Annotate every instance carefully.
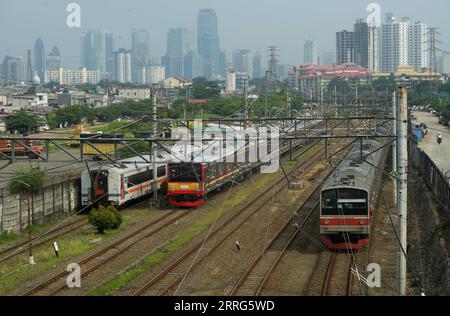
[192,77,220,99]
[8,167,47,194]
[6,111,41,134]
[49,105,96,128]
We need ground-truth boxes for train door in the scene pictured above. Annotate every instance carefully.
[92,170,109,202]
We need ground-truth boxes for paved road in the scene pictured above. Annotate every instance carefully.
[414,111,450,175]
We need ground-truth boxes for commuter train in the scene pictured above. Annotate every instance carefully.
[81,153,169,207]
[80,118,323,208]
[167,120,321,207]
[320,139,386,250]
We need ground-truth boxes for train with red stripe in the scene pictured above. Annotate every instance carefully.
[167,121,319,207]
[81,153,170,207]
[320,139,386,250]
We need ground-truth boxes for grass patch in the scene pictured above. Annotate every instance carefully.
[0,206,157,295]
[0,232,18,245]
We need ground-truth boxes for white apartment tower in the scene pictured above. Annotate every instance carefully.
[381,15,428,73]
[408,21,428,72]
[113,49,132,83]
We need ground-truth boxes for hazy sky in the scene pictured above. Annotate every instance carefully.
[1,0,449,67]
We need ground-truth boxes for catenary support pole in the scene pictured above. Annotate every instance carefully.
[392,91,397,204]
[152,88,158,206]
[397,85,408,296]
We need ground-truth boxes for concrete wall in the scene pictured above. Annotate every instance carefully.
[0,177,80,234]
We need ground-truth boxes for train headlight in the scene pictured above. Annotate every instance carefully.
[359,220,365,225]
[324,220,330,225]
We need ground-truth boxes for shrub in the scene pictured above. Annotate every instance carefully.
[108,206,123,229]
[88,205,122,234]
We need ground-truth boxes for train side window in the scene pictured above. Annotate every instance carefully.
[157,166,166,178]
[128,171,152,188]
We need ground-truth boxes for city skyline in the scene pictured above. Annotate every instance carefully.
[1,0,449,68]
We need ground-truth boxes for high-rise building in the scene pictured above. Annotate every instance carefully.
[252,49,268,78]
[81,31,106,76]
[162,55,183,78]
[105,33,115,80]
[131,29,150,82]
[34,38,46,82]
[26,49,33,83]
[320,52,335,65]
[438,53,450,74]
[47,67,98,85]
[162,28,192,78]
[184,51,203,79]
[142,65,165,84]
[2,56,24,84]
[381,15,409,73]
[47,46,62,71]
[232,49,253,78]
[226,71,249,93]
[354,19,380,72]
[113,49,132,83]
[408,21,428,72]
[304,40,318,65]
[197,9,221,79]
[336,31,355,65]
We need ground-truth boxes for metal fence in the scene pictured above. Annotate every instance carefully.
[410,138,450,212]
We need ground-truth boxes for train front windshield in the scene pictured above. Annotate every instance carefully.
[321,189,368,216]
[169,163,202,182]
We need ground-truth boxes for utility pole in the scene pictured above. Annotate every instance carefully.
[334,85,337,117]
[397,85,408,296]
[27,196,34,265]
[152,87,158,206]
[392,91,397,204]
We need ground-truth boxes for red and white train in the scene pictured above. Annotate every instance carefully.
[320,140,386,250]
[81,154,169,207]
[167,121,319,208]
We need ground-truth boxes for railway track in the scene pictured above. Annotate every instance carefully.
[0,216,88,263]
[132,139,344,296]
[227,138,355,296]
[22,209,191,296]
[228,183,324,296]
[321,253,356,296]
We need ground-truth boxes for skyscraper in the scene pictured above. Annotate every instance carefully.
[304,40,318,65]
[47,46,62,70]
[354,19,380,72]
[113,49,132,83]
[2,56,24,84]
[26,49,33,83]
[131,29,150,82]
[438,53,450,74]
[381,15,409,72]
[162,28,192,78]
[105,33,115,80]
[81,31,106,76]
[197,9,221,79]
[232,49,253,78]
[336,31,355,65]
[34,38,45,82]
[408,21,428,72]
[320,52,335,65]
[184,51,203,79]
